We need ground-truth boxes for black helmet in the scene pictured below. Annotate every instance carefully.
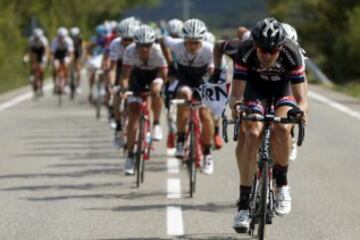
[251,17,286,50]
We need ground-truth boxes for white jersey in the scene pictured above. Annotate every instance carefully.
[109,37,127,62]
[123,43,167,70]
[50,36,74,53]
[163,36,214,68]
[28,36,49,49]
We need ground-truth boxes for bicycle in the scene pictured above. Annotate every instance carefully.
[55,62,68,107]
[69,62,77,100]
[94,69,106,119]
[128,92,153,188]
[222,100,305,239]
[170,99,203,198]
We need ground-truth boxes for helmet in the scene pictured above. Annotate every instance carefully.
[33,28,44,38]
[117,18,139,38]
[183,18,207,39]
[282,23,298,43]
[95,24,108,36]
[70,27,80,36]
[167,18,183,36]
[204,32,216,44]
[134,25,156,44]
[251,17,286,50]
[57,27,68,37]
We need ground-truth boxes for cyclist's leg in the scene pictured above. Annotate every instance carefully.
[53,59,61,92]
[150,78,163,124]
[199,106,215,174]
[87,69,96,102]
[175,86,191,157]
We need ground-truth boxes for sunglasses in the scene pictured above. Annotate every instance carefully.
[136,43,153,48]
[257,46,281,55]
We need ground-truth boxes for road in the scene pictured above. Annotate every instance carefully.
[0,83,359,240]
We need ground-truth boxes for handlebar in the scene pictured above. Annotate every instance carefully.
[222,113,305,146]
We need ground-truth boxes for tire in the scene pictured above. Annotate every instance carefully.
[136,114,145,188]
[188,121,196,198]
[258,161,268,240]
[96,80,101,119]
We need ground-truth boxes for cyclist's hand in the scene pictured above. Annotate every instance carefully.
[287,107,307,124]
[208,67,222,83]
[232,102,246,120]
[168,62,178,77]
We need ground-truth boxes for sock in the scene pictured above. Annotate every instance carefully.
[177,132,186,143]
[202,144,211,155]
[116,120,122,131]
[153,120,160,126]
[238,185,252,211]
[214,126,219,135]
[273,164,288,187]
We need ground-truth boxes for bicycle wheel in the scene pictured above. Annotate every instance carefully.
[136,114,145,188]
[69,68,76,100]
[258,161,268,240]
[140,117,149,184]
[95,80,101,119]
[57,78,62,107]
[188,121,197,198]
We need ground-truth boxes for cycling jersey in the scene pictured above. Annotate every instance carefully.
[221,38,305,101]
[51,36,74,61]
[163,36,214,88]
[123,43,167,93]
[109,37,127,84]
[28,36,48,63]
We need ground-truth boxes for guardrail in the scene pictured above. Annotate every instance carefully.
[305,58,334,87]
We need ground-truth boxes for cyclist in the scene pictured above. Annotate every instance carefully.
[204,31,224,150]
[160,18,215,175]
[26,28,49,96]
[110,18,139,148]
[236,26,251,41]
[50,27,74,93]
[282,22,308,162]
[86,24,108,103]
[161,18,184,149]
[70,27,83,93]
[121,25,168,175]
[212,17,309,233]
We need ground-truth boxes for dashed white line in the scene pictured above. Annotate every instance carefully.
[167,178,181,199]
[166,206,184,236]
[167,158,180,174]
[309,91,360,121]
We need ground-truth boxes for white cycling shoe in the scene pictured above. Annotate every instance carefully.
[201,154,214,175]
[124,157,135,176]
[275,185,292,216]
[233,209,250,233]
[152,124,163,141]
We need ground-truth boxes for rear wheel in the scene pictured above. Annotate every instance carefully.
[95,79,101,119]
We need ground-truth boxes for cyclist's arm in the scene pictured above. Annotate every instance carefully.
[291,82,309,115]
[229,79,245,110]
[159,38,173,64]
[120,65,131,89]
[213,40,225,69]
[159,66,168,83]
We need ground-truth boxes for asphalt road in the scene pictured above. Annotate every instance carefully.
[0,82,359,240]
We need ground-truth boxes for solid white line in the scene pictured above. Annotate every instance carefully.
[167,158,180,174]
[0,83,53,113]
[309,91,360,121]
[167,178,181,199]
[166,206,184,236]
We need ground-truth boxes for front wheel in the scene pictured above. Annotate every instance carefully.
[136,114,145,188]
[188,121,197,198]
[258,161,268,240]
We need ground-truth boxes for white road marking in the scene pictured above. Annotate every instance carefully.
[309,91,360,121]
[167,178,181,199]
[167,158,180,174]
[0,83,53,112]
[166,206,184,236]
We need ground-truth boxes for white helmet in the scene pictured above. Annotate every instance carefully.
[117,18,139,38]
[33,28,44,38]
[57,27,68,37]
[167,18,183,36]
[134,25,156,44]
[70,27,80,36]
[282,23,298,43]
[204,32,216,44]
[183,18,207,39]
